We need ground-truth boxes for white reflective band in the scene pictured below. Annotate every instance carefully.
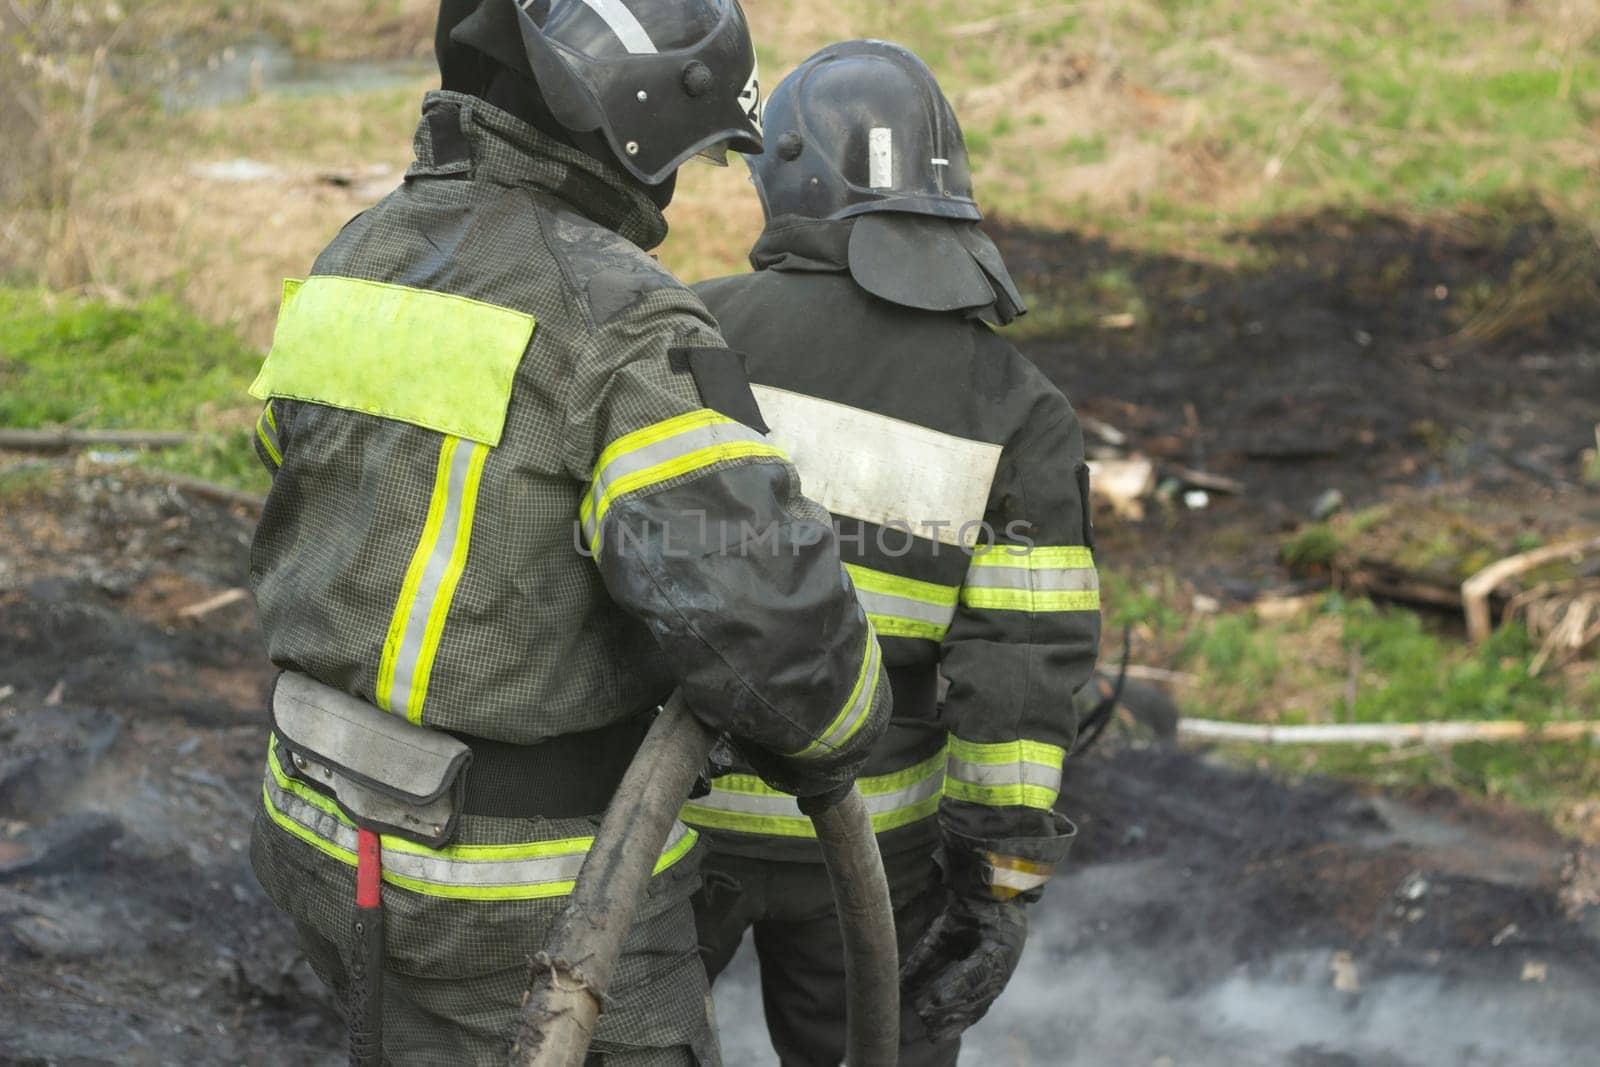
[581,410,784,554]
[750,385,1001,548]
[945,736,1066,810]
[963,565,1098,593]
[681,750,947,838]
[990,864,1051,894]
[961,545,1100,614]
[946,755,1063,792]
[377,436,490,723]
[579,0,658,54]
[686,769,943,823]
[263,751,696,900]
[854,585,957,634]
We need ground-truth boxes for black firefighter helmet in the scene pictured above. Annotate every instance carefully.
[447,0,765,186]
[749,39,1025,323]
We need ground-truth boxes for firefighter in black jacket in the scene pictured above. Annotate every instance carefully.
[685,40,1102,1066]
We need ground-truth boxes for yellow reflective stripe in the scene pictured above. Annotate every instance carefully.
[949,737,1066,767]
[845,564,960,642]
[591,409,730,482]
[969,545,1094,569]
[407,442,488,722]
[790,624,881,758]
[845,565,960,607]
[945,736,1066,810]
[255,404,282,466]
[580,409,787,555]
[961,545,1099,614]
[595,441,780,525]
[680,748,947,838]
[377,436,458,713]
[251,276,534,446]
[867,615,944,640]
[376,436,488,722]
[960,587,1100,612]
[263,745,698,900]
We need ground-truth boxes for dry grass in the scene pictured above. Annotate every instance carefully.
[5,0,1598,339]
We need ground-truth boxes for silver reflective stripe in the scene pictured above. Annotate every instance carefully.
[854,587,958,631]
[587,419,770,520]
[692,770,944,821]
[578,0,658,54]
[267,769,692,890]
[991,865,1051,894]
[389,440,483,719]
[963,562,1100,592]
[751,385,1002,548]
[813,631,881,753]
[947,755,1063,792]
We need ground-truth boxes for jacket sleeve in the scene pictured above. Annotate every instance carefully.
[565,299,891,796]
[938,377,1101,899]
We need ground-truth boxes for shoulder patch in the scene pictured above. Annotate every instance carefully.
[669,348,770,434]
[543,205,680,326]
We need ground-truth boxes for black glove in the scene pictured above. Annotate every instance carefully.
[736,739,865,812]
[899,893,1028,1042]
[689,735,736,800]
[899,822,1074,1041]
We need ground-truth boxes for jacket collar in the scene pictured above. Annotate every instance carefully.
[407,91,668,251]
[748,215,855,273]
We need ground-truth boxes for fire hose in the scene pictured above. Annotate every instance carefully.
[507,692,900,1066]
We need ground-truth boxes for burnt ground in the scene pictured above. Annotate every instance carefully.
[996,199,1600,590]
[3,204,1600,1064]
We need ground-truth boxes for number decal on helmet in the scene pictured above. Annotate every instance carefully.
[740,64,763,135]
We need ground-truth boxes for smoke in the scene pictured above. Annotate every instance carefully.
[712,873,1600,1066]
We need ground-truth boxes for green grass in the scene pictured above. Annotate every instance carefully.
[0,287,267,491]
[1281,522,1344,569]
[1158,589,1599,834]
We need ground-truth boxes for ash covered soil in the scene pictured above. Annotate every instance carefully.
[4,206,1600,1064]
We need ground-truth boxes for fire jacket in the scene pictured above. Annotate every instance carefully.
[683,216,1100,889]
[247,93,891,903]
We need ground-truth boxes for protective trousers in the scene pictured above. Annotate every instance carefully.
[693,849,960,1067]
[252,801,717,1065]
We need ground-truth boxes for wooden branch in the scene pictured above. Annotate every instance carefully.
[1345,557,1467,614]
[0,429,195,453]
[1461,535,1600,643]
[1179,718,1600,745]
[177,588,250,620]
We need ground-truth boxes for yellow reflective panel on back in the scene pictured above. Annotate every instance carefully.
[251,276,535,447]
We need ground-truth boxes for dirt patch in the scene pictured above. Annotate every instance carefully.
[992,199,1600,590]
[3,468,1596,1064]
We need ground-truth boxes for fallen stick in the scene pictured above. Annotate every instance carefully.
[1179,718,1600,745]
[0,429,195,453]
[177,588,250,619]
[1462,535,1600,644]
